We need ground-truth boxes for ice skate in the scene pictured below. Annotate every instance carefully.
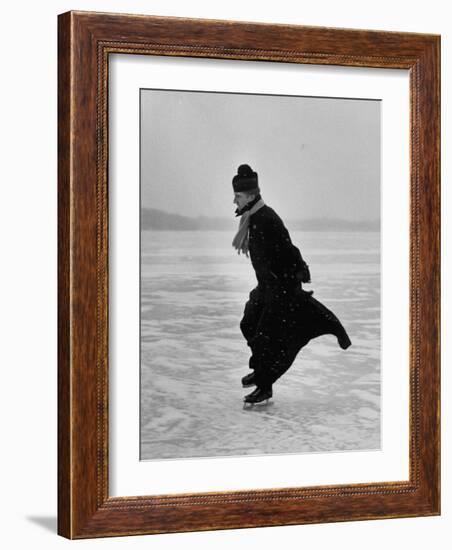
[243,387,273,408]
[241,372,257,388]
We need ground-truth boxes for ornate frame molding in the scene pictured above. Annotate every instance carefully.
[58,11,440,538]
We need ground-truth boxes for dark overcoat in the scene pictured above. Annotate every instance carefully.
[248,205,304,287]
[240,204,350,389]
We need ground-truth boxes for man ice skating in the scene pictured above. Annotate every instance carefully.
[232,164,352,406]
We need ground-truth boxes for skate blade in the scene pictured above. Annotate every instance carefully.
[243,399,273,409]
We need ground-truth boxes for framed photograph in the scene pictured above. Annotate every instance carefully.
[58,11,440,538]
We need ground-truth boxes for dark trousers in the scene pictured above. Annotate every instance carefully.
[240,284,310,390]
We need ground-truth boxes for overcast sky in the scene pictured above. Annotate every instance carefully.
[140,89,380,222]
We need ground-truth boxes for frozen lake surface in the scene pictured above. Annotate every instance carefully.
[140,230,380,460]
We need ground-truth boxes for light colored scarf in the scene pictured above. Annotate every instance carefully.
[232,199,265,256]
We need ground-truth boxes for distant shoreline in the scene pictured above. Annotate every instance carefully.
[142,227,380,233]
[141,208,380,232]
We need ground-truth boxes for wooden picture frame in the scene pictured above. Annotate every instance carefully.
[58,10,440,539]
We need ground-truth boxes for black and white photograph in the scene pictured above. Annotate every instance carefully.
[140,89,381,461]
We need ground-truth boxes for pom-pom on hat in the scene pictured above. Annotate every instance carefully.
[232,164,259,192]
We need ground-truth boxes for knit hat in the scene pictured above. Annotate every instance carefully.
[232,164,259,192]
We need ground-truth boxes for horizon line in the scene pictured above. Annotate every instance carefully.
[141,206,380,225]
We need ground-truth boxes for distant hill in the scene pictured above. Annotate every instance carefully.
[141,208,379,232]
[141,208,201,230]
[141,209,234,231]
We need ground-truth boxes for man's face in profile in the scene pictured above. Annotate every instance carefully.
[233,192,252,211]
